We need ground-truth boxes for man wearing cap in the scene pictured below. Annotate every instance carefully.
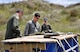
[24,13,40,36]
[41,17,52,33]
[5,10,23,39]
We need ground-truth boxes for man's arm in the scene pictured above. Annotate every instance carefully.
[48,25,52,30]
[12,17,20,36]
[24,22,30,36]
[12,17,20,33]
[41,25,44,32]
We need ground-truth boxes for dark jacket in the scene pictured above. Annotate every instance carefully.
[5,14,20,39]
[41,24,52,33]
[24,20,40,36]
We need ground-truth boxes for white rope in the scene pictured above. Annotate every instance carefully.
[66,44,78,52]
[56,39,61,47]
[72,37,80,47]
[51,36,78,52]
[63,35,79,52]
[52,38,66,52]
[51,38,66,52]
[58,39,66,52]
[72,36,80,52]
[64,38,75,52]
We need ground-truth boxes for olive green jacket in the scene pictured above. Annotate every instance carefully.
[5,14,20,39]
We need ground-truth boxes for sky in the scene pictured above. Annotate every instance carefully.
[45,0,80,7]
[0,0,80,7]
[0,0,22,4]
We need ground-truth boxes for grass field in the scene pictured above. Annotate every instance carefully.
[0,0,80,51]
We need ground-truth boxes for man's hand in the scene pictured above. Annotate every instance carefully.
[77,33,80,36]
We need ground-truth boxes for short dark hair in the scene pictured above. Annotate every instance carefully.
[34,13,40,17]
[16,10,23,13]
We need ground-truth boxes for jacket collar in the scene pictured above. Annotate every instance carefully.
[13,13,19,20]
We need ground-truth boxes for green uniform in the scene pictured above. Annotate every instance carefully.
[5,14,20,39]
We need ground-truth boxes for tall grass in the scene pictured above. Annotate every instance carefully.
[0,1,80,49]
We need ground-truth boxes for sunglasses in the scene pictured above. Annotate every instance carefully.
[36,16,40,19]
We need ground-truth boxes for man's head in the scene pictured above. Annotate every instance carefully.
[43,17,48,23]
[33,13,40,22]
[16,10,23,20]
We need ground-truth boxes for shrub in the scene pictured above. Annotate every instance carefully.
[67,9,79,22]
[69,9,78,17]
[61,9,68,15]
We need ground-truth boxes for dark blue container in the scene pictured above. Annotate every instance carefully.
[41,42,57,52]
[5,50,9,52]
[41,36,79,52]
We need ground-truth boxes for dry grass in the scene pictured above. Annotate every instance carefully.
[0,0,80,51]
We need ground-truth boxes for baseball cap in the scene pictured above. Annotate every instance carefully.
[44,17,48,21]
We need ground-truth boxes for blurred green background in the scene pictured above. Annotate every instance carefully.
[0,0,80,50]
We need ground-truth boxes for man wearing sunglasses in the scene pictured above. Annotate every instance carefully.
[24,13,40,36]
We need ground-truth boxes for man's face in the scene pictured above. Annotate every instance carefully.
[19,12,23,20]
[44,20,47,24]
[34,16,40,22]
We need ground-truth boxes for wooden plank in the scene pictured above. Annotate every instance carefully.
[23,43,28,52]
[2,35,76,43]
[4,44,16,52]
[2,37,57,43]
[4,42,46,52]
[31,43,46,50]
[51,34,77,40]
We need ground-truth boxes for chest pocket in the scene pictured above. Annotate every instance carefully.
[30,24,35,32]
[32,25,35,29]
